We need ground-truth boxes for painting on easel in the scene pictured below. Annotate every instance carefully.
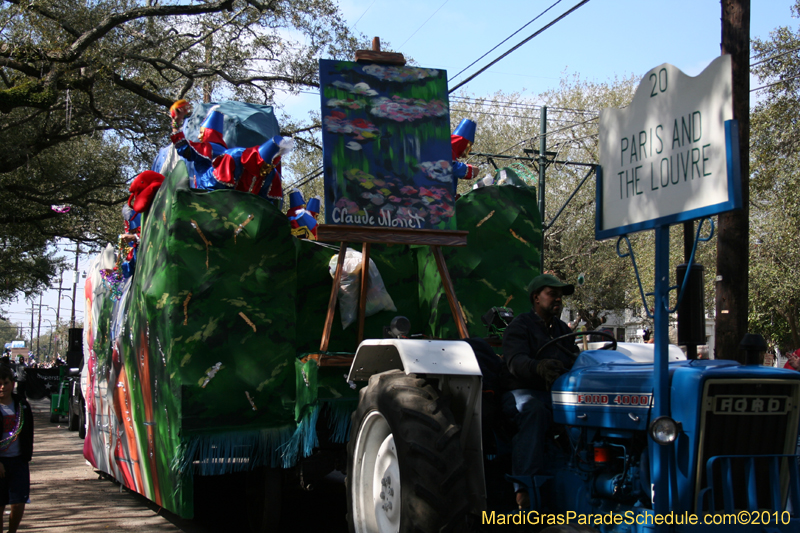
[319,59,454,230]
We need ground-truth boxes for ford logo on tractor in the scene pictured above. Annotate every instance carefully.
[713,395,789,415]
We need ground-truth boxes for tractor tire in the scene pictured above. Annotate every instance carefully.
[78,401,86,439]
[245,467,282,533]
[68,406,79,431]
[49,412,59,423]
[346,370,469,533]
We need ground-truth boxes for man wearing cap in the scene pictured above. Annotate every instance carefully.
[501,273,579,509]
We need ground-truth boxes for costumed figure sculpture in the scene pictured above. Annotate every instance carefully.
[170,103,228,189]
[450,118,478,189]
[119,205,142,279]
[286,190,321,240]
[170,102,294,201]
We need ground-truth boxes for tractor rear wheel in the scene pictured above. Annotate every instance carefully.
[68,405,79,431]
[347,370,469,533]
[78,400,86,439]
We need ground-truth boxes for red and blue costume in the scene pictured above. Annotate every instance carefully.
[451,118,477,187]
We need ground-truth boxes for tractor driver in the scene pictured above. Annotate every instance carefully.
[501,273,579,510]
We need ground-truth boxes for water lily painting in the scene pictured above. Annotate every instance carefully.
[319,59,454,230]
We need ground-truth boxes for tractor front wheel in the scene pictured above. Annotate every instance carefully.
[347,370,469,533]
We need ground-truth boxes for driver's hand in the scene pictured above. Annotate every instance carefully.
[536,359,567,390]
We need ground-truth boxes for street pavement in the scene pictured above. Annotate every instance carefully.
[22,398,349,532]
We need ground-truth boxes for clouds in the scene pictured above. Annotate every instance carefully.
[323,111,380,140]
[331,80,379,96]
[418,160,453,183]
[370,96,448,122]
[361,64,441,83]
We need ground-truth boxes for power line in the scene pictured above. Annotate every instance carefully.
[397,0,451,51]
[452,107,597,124]
[751,73,800,92]
[451,95,599,115]
[351,0,378,30]
[447,0,563,83]
[751,45,800,67]
[285,166,324,191]
[449,0,592,94]
[481,113,599,158]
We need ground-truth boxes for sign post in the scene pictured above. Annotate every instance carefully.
[597,55,741,525]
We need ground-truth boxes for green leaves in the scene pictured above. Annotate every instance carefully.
[749,0,800,350]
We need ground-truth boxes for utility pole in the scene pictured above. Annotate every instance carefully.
[29,297,34,348]
[715,0,750,362]
[70,244,80,328]
[538,106,547,274]
[53,269,64,355]
[36,293,42,356]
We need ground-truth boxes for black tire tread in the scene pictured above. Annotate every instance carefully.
[78,401,86,439]
[346,370,470,533]
[68,407,79,431]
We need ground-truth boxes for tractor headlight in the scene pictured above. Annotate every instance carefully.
[649,416,681,445]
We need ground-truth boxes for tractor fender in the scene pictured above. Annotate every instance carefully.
[347,338,487,514]
[347,338,482,382]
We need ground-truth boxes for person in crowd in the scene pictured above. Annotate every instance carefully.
[13,359,24,400]
[785,348,800,370]
[0,365,33,533]
[501,273,579,510]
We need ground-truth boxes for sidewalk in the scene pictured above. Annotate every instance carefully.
[22,398,198,532]
[19,398,348,532]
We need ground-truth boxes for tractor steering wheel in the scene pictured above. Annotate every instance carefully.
[534,330,618,359]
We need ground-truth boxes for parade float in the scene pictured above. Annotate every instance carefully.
[81,51,543,526]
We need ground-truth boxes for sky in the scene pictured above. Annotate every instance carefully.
[3,0,797,348]
[274,0,797,120]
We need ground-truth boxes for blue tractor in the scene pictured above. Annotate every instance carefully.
[345,335,800,532]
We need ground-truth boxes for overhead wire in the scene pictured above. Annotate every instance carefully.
[397,0,451,50]
[285,166,324,191]
[751,73,800,92]
[452,96,599,115]
[447,0,564,83]
[750,45,800,67]
[351,0,378,30]
[448,0,592,94]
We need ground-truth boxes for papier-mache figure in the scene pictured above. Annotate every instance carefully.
[170,102,293,200]
[450,118,478,188]
[211,134,294,200]
[170,103,228,188]
[287,190,321,240]
[119,170,164,281]
[120,205,141,279]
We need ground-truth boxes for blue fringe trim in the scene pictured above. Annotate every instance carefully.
[321,398,358,444]
[172,423,296,477]
[279,407,320,468]
[173,398,359,482]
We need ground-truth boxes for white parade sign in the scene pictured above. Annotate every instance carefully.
[596,55,741,239]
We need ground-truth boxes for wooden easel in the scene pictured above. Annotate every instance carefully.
[317,225,470,353]
[317,39,470,354]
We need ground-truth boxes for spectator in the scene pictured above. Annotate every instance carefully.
[13,359,24,400]
[784,349,800,371]
[0,364,33,533]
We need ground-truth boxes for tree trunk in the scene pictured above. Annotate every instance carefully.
[715,0,750,362]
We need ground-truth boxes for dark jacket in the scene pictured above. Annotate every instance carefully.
[7,394,33,462]
[502,310,578,391]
